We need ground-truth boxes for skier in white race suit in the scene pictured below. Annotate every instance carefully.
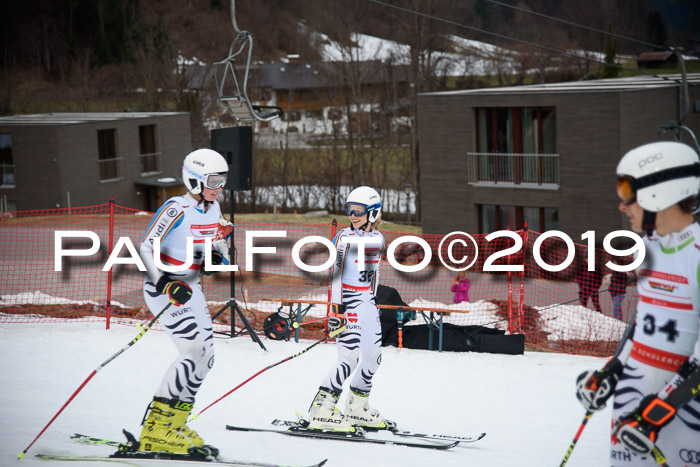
[576,141,700,466]
[136,148,231,456]
[307,186,390,433]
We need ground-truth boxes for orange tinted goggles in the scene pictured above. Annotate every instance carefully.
[616,177,636,205]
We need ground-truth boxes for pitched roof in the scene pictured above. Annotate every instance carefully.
[637,52,674,62]
[0,112,186,126]
[421,73,700,96]
[258,61,412,90]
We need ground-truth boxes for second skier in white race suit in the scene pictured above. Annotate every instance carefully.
[307,186,389,432]
[576,141,700,467]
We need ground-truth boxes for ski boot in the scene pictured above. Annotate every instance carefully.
[167,398,219,457]
[307,388,356,432]
[344,387,391,430]
[139,397,210,456]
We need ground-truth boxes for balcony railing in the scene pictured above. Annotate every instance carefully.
[139,152,161,175]
[98,157,121,181]
[0,163,15,186]
[466,152,559,187]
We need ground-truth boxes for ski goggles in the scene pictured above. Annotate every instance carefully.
[345,203,369,217]
[616,177,636,205]
[204,173,227,190]
[616,162,700,205]
[345,202,381,217]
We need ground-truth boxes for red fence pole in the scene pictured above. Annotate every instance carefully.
[507,228,514,334]
[106,197,115,330]
[519,222,529,332]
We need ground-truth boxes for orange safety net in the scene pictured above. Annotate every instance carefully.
[0,203,636,356]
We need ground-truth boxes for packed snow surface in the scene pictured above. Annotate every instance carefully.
[1,321,614,466]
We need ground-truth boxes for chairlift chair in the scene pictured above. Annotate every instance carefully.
[215,2,283,123]
[658,122,700,154]
[656,49,700,154]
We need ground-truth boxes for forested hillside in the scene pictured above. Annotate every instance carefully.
[1,0,697,217]
[2,0,694,118]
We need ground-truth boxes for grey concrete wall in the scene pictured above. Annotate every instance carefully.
[417,93,473,234]
[556,91,621,240]
[58,114,191,209]
[0,125,62,211]
[418,85,700,239]
[1,113,191,212]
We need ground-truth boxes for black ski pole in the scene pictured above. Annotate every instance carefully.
[18,301,174,460]
[560,319,635,466]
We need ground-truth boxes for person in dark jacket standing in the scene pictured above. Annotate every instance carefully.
[578,258,603,313]
[608,270,628,321]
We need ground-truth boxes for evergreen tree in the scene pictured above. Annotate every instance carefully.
[646,11,667,47]
[602,30,619,78]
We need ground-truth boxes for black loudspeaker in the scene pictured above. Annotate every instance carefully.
[210,126,253,191]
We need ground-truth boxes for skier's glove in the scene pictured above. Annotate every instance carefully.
[613,394,676,458]
[576,357,623,411]
[156,275,192,306]
[328,304,346,334]
[202,250,224,276]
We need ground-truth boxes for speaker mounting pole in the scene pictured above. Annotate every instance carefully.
[210,126,266,351]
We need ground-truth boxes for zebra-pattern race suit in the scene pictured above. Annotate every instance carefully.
[139,192,223,402]
[319,226,385,395]
[143,279,214,401]
[611,223,700,467]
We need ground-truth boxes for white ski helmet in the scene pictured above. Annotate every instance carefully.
[346,186,382,223]
[616,141,700,212]
[182,148,229,195]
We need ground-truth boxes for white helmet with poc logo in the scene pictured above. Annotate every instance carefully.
[346,186,382,223]
[616,141,700,212]
[182,149,229,195]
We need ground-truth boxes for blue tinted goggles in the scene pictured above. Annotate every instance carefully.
[345,202,379,217]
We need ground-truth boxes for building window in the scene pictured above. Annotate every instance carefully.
[139,125,160,175]
[97,129,120,181]
[282,111,300,122]
[471,107,558,186]
[478,204,558,233]
[476,107,556,153]
[327,109,343,120]
[305,109,323,120]
[0,134,14,186]
[543,207,558,231]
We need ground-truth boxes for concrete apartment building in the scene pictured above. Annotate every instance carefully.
[417,73,700,239]
[0,112,191,212]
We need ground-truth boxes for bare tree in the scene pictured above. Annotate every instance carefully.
[385,0,460,222]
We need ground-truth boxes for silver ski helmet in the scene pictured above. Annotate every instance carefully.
[182,149,229,195]
[616,141,700,212]
[346,186,382,223]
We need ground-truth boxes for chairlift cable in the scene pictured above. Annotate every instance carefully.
[482,0,668,52]
[486,0,700,140]
[365,0,690,86]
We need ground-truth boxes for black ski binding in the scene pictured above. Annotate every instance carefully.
[109,429,213,460]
